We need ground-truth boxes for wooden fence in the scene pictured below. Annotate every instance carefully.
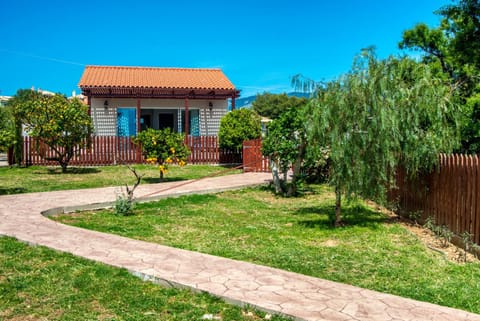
[186,136,242,164]
[242,138,270,173]
[391,154,480,245]
[22,136,141,166]
[17,136,242,167]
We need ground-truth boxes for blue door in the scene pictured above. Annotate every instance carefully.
[117,108,137,137]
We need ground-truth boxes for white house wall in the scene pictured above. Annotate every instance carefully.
[90,97,228,136]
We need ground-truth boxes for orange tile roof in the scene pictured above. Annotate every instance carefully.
[78,65,236,91]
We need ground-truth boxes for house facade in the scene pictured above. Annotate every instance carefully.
[78,66,240,137]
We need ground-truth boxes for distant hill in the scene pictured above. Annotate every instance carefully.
[232,92,312,109]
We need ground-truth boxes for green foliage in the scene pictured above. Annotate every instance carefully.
[399,0,480,153]
[295,49,459,225]
[6,89,43,164]
[0,105,15,152]
[15,92,93,172]
[424,217,454,248]
[262,106,312,196]
[218,109,261,150]
[252,92,308,119]
[114,195,135,216]
[263,107,306,174]
[133,128,190,181]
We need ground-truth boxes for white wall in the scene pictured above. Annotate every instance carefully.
[90,97,228,136]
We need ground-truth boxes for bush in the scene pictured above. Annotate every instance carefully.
[133,128,190,181]
[219,109,261,150]
[114,196,135,216]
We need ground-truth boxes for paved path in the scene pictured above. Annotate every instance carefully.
[1,172,479,321]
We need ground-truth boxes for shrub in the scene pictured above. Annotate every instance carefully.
[133,128,190,181]
[219,109,261,150]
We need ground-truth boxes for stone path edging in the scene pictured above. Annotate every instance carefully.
[1,172,480,321]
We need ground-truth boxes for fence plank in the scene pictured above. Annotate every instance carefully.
[391,153,480,246]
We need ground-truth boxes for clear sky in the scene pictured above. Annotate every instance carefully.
[0,0,450,98]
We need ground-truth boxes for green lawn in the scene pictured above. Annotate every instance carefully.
[53,185,480,314]
[0,237,289,321]
[0,164,241,195]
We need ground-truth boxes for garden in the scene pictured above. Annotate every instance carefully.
[1,1,480,319]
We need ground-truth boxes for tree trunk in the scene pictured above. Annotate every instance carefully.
[159,170,164,182]
[287,142,306,197]
[335,187,342,227]
[60,162,68,173]
[270,159,283,194]
[13,119,23,165]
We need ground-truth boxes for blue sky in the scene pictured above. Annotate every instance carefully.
[1,0,450,98]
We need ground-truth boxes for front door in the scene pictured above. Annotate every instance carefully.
[158,113,174,130]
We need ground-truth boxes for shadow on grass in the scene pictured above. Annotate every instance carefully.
[41,167,102,175]
[141,177,186,184]
[0,187,28,195]
[295,203,392,230]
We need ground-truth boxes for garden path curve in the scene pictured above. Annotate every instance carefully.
[1,172,479,321]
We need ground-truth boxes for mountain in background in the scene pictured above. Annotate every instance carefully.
[230,92,311,109]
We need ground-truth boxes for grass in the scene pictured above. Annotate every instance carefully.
[0,164,241,195]
[53,185,480,314]
[0,236,290,321]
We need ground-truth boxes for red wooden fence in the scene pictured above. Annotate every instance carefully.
[186,136,242,164]
[17,136,243,167]
[392,154,480,245]
[22,136,141,166]
[242,138,270,172]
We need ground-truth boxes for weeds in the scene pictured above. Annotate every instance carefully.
[114,165,143,216]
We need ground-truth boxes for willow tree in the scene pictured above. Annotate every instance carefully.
[294,50,459,226]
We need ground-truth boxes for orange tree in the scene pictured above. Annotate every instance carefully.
[17,93,93,173]
[133,128,190,181]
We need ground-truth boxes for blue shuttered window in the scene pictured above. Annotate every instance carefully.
[117,108,137,137]
[181,109,200,136]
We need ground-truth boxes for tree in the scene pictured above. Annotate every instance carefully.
[399,0,480,153]
[6,89,43,164]
[218,109,261,150]
[0,106,15,152]
[262,107,308,196]
[17,93,93,173]
[294,50,459,226]
[252,92,308,119]
[133,128,190,182]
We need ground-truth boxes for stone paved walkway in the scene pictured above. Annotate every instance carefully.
[1,172,479,321]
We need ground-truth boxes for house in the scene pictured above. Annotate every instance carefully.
[78,66,240,137]
[0,96,11,107]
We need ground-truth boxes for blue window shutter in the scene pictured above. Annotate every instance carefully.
[117,108,137,137]
[190,109,199,136]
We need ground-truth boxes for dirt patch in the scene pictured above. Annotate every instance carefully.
[402,222,477,263]
[321,239,339,247]
[366,200,478,263]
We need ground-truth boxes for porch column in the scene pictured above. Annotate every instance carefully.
[136,98,141,135]
[87,95,92,116]
[184,97,190,136]
[231,94,236,110]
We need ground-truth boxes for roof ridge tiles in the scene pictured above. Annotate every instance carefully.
[85,65,222,71]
